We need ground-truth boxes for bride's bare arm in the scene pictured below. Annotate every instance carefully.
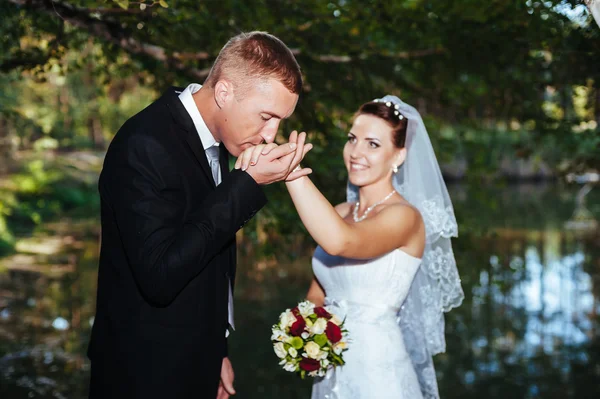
[286,176,423,259]
[306,277,326,306]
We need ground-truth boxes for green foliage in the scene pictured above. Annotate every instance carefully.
[0,154,100,253]
[2,0,598,132]
[1,0,598,164]
[0,0,599,255]
[0,191,17,254]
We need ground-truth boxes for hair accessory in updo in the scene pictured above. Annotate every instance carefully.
[373,98,405,120]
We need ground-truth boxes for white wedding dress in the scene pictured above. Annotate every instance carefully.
[311,245,424,399]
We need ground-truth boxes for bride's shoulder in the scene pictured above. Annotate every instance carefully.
[380,201,423,225]
[334,202,353,218]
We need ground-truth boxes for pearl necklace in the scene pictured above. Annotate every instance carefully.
[352,190,397,222]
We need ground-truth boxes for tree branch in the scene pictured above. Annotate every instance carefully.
[291,48,445,62]
[4,0,444,80]
[85,1,166,15]
[5,0,210,79]
[0,52,51,72]
[85,8,146,14]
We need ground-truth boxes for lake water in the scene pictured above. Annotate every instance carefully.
[1,182,599,398]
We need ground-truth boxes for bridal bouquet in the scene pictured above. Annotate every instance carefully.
[271,300,349,378]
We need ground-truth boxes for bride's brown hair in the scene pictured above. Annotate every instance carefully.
[355,102,408,149]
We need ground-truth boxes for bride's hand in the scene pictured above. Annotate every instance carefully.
[234,143,279,171]
[234,142,313,180]
[285,163,313,182]
[234,131,313,179]
[284,130,313,181]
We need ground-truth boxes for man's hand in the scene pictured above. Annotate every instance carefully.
[238,131,313,185]
[217,357,235,399]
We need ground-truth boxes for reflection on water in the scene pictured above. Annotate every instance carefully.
[521,246,592,348]
[451,233,598,398]
[0,183,599,398]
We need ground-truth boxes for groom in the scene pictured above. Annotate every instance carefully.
[87,32,310,398]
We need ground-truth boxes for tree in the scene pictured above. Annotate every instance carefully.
[0,0,598,177]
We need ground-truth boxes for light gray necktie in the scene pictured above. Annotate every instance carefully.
[205,145,221,186]
[205,145,235,336]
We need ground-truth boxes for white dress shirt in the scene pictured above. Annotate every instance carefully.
[178,84,234,337]
[178,83,218,150]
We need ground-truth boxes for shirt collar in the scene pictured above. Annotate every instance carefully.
[178,83,218,150]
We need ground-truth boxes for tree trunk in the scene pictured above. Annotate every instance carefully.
[87,116,105,149]
[561,85,574,121]
[60,86,73,149]
[0,116,12,174]
[84,40,105,150]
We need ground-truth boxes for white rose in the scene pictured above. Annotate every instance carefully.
[273,342,287,359]
[305,341,321,359]
[333,341,347,355]
[301,332,310,339]
[330,315,343,326]
[288,347,298,358]
[271,329,287,342]
[283,362,296,372]
[270,329,280,340]
[279,310,296,329]
[317,350,328,361]
[298,301,315,317]
[321,359,330,368]
[310,318,327,335]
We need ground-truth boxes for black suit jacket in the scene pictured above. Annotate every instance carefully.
[87,87,267,398]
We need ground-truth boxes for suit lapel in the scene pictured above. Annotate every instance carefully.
[219,144,230,181]
[219,145,236,283]
[165,87,215,188]
[165,88,236,284]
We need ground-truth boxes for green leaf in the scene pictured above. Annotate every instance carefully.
[159,0,169,8]
[314,333,328,347]
[113,0,129,10]
[331,353,343,364]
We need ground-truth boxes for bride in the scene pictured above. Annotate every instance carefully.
[237,95,464,398]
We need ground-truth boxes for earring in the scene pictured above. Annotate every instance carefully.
[392,165,398,173]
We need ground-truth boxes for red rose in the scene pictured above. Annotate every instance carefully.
[325,321,342,343]
[289,317,306,336]
[299,358,321,372]
[314,307,332,319]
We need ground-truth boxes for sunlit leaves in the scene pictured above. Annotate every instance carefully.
[113,0,129,10]
[110,0,168,10]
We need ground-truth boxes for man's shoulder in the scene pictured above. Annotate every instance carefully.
[114,92,176,139]
[129,94,172,128]
[102,87,183,169]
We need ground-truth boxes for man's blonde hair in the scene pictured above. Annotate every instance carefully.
[204,31,302,95]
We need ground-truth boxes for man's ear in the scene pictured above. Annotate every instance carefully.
[214,80,233,109]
